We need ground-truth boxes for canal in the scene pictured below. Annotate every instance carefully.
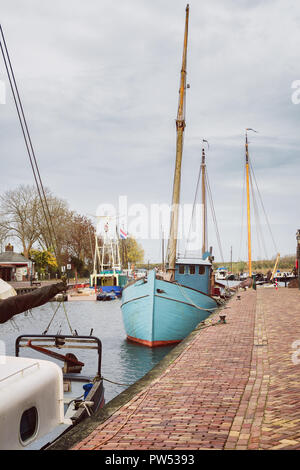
[0,298,175,404]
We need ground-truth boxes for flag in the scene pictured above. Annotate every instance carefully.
[120,227,128,239]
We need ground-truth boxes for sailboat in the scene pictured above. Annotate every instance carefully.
[241,128,280,287]
[121,4,218,347]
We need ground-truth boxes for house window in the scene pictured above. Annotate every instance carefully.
[178,265,185,274]
[198,265,205,275]
[189,265,195,275]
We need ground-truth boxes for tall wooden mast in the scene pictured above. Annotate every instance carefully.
[201,147,207,256]
[168,4,189,280]
[245,129,252,277]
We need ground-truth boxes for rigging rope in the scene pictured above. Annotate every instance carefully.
[0,25,60,266]
[205,171,225,264]
[249,164,268,260]
[238,165,246,262]
[249,158,278,255]
[184,153,202,257]
[42,299,75,336]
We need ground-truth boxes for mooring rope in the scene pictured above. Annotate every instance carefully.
[175,282,219,312]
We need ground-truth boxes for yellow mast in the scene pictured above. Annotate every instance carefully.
[245,130,252,277]
[245,128,258,278]
[168,4,189,280]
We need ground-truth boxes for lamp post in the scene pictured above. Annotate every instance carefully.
[296,230,300,290]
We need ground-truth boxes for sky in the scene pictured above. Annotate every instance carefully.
[0,0,299,263]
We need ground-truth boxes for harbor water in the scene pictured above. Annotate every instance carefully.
[0,298,176,404]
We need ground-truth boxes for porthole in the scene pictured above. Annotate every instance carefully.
[20,407,38,444]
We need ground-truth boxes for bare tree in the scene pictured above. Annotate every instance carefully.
[0,224,8,252]
[0,185,41,257]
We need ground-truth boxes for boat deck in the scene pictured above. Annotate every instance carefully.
[48,286,300,450]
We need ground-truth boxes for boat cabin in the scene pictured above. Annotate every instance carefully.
[0,355,67,450]
[174,258,212,294]
[91,270,127,288]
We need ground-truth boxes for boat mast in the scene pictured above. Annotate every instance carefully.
[201,146,207,256]
[168,4,189,280]
[245,130,252,276]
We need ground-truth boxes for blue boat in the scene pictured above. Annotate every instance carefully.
[122,259,218,347]
[121,5,219,347]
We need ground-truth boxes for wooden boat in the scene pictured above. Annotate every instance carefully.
[121,4,218,347]
[242,129,280,287]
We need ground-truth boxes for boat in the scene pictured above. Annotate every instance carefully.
[0,284,105,449]
[67,287,97,301]
[121,4,219,347]
[241,129,280,288]
[215,267,229,280]
[90,217,127,298]
[0,26,105,450]
[0,278,17,299]
[97,291,117,301]
[272,270,295,281]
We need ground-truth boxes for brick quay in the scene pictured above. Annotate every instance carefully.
[48,287,300,451]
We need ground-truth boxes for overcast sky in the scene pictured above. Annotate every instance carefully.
[0,0,299,263]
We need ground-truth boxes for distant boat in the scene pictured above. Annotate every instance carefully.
[215,267,229,281]
[121,4,218,347]
[90,217,128,298]
[241,128,280,285]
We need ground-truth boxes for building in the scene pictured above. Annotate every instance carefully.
[0,244,33,282]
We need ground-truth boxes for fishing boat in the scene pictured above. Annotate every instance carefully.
[121,4,218,347]
[90,217,127,299]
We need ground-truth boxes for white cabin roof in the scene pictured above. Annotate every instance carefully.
[176,258,212,266]
[0,356,60,383]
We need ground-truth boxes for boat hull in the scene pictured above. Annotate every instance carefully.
[121,270,218,347]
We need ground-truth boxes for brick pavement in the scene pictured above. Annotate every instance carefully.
[70,287,300,450]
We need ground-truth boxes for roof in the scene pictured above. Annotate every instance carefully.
[0,251,31,265]
[176,258,212,266]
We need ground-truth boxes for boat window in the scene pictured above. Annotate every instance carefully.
[178,265,185,274]
[198,266,205,275]
[189,265,195,275]
[20,407,38,444]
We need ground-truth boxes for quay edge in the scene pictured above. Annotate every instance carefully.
[45,304,223,450]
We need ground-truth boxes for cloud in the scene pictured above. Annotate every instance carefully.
[0,0,299,262]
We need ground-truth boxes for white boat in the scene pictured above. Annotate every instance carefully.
[215,267,229,280]
[0,285,105,449]
[0,355,67,450]
[67,287,97,301]
[0,279,16,300]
